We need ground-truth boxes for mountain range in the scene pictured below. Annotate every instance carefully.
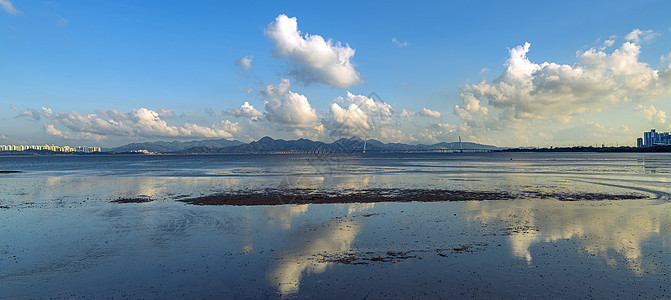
[108,138,244,153]
[110,137,499,153]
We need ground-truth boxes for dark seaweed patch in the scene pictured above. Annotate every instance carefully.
[111,196,153,204]
[178,189,514,206]
[177,188,649,206]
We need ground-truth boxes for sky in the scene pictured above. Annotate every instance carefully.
[1,0,671,148]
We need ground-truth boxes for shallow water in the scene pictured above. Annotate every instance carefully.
[1,153,671,298]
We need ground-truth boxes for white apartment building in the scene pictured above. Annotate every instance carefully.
[0,144,101,153]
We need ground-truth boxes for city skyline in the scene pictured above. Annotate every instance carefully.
[0,143,100,153]
[2,1,671,147]
[637,128,671,148]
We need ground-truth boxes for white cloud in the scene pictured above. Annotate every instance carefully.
[0,134,7,140]
[418,108,441,118]
[0,0,21,16]
[235,55,253,72]
[624,29,659,44]
[635,104,667,127]
[422,122,471,144]
[392,37,408,47]
[661,51,671,66]
[262,78,318,128]
[224,101,263,120]
[453,93,487,122]
[157,108,175,119]
[400,108,415,118]
[327,92,395,138]
[265,14,362,89]
[10,104,40,120]
[454,35,671,141]
[37,107,240,139]
[44,124,106,141]
[334,92,393,120]
[329,102,370,135]
[603,39,615,48]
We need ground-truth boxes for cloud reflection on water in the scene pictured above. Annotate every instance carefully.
[463,199,671,273]
[264,204,310,230]
[268,217,360,295]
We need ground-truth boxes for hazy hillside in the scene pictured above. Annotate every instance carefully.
[175,137,499,154]
[109,138,243,153]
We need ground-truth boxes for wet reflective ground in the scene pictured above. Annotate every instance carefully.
[1,153,671,298]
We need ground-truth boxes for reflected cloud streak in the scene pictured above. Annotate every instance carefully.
[268,217,360,295]
[464,199,671,273]
[264,204,310,230]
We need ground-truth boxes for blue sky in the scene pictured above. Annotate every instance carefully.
[1,0,671,147]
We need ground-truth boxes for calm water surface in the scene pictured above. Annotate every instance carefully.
[1,153,671,298]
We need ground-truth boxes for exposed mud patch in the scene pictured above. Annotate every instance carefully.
[178,189,514,206]
[317,244,492,265]
[111,196,153,203]
[317,251,418,265]
[177,188,649,206]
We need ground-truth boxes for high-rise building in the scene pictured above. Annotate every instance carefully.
[0,144,101,153]
[639,129,671,147]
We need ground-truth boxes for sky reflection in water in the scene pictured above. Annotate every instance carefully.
[1,153,671,298]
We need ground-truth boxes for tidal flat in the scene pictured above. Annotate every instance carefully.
[1,153,671,298]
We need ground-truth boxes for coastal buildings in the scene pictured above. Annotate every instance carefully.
[637,129,671,147]
[0,144,101,153]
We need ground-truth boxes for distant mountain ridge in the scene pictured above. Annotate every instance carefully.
[109,138,244,153]
[171,136,499,154]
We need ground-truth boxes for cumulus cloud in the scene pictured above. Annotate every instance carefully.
[32,107,240,140]
[156,108,175,119]
[235,55,253,72]
[418,108,441,118]
[392,37,409,47]
[265,14,362,88]
[419,122,471,144]
[262,78,318,128]
[400,108,415,118]
[224,101,263,120]
[0,0,21,16]
[453,93,488,122]
[334,92,393,120]
[454,30,671,139]
[329,101,370,135]
[624,29,659,43]
[44,124,106,141]
[636,104,667,127]
[10,104,40,120]
[327,92,394,137]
